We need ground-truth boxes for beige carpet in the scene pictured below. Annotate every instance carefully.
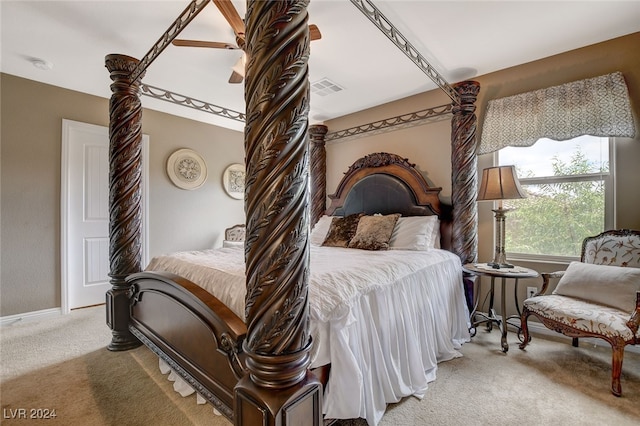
[1,305,639,425]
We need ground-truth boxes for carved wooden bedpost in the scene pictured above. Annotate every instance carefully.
[451,81,480,266]
[309,124,328,226]
[235,1,322,425]
[105,54,144,351]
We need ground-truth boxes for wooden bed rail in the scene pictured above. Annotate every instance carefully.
[127,271,247,419]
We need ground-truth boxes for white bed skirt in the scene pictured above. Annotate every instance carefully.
[317,253,470,424]
[158,358,223,415]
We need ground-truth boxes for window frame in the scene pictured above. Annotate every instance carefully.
[496,137,616,263]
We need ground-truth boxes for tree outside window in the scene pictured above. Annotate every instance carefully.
[498,136,612,259]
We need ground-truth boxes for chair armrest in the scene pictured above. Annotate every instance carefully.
[539,271,565,295]
[627,291,640,339]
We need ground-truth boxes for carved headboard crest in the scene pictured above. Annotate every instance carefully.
[326,152,445,217]
[346,152,416,173]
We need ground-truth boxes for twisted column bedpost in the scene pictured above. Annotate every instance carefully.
[309,124,328,226]
[234,1,322,424]
[451,81,480,311]
[451,80,480,266]
[105,54,144,351]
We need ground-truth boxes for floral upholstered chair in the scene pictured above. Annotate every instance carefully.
[222,224,245,248]
[520,229,640,396]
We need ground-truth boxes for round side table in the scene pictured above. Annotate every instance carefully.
[463,263,539,352]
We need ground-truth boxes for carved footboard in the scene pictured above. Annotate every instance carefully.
[126,271,247,420]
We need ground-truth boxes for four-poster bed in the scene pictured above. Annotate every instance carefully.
[128,152,470,425]
[105,1,480,425]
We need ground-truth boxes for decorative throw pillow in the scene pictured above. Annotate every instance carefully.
[348,214,401,251]
[310,215,333,246]
[389,215,440,251]
[322,213,363,247]
[553,261,640,314]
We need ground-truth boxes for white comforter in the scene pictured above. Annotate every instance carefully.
[146,245,470,426]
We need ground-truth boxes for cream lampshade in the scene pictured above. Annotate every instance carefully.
[477,165,527,268]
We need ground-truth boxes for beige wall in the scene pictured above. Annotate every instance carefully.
[324,85,454,202]
[142,108,244,257]
[1,74,244,316]
[324,32,640,318]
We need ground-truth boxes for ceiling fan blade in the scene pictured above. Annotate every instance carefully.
[228,70,244,84]
[172,39,238,49]
[229,53,246,83]
[213,0,245,39]
[309,24,322,41]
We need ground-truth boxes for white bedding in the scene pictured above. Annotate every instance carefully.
[146,245,470,426]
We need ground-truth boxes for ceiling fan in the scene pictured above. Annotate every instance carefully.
[172,0,322,84]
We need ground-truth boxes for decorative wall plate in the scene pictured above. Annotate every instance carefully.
[166,148,207,190]
[222,163,245,200]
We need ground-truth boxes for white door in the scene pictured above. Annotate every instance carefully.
[61,120,148,312]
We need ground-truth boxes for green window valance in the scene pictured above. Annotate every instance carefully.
[479,71,635,155]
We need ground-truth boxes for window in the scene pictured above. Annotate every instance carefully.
[498,136,614,260]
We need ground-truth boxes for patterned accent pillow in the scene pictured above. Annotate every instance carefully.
[322,213,363,248]
[348,214,401,251]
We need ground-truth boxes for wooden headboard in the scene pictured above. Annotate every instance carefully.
[325,152,453,251]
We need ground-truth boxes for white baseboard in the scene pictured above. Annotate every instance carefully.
[525,321,639,354]
[0,308,63,327]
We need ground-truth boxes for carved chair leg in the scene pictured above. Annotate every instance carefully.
[611,343,625,397]
[519,309,532,350]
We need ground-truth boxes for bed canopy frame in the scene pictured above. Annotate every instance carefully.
[105,1,479,424]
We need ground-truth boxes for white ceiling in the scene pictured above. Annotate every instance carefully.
[2,1,640,132]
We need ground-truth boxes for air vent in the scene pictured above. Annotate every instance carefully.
[310,78,344,96]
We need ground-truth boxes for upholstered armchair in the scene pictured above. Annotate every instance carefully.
[520,229,640,396]
[223,224,245,248]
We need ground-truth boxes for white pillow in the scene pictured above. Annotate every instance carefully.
[389,216,440,251]
[553,261,640,314]
[222,240,244,248]
[432,220,441,249]
[310,215,333,246]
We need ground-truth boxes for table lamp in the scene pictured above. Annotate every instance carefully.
[477,165,526,268]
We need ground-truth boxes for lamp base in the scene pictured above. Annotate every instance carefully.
[488,207,514,270]
[486,261,514,269]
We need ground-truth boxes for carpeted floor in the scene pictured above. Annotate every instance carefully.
[1,305,639,425]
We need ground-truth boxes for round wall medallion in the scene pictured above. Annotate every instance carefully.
[166,149,207,190]
[222,163,245,200]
